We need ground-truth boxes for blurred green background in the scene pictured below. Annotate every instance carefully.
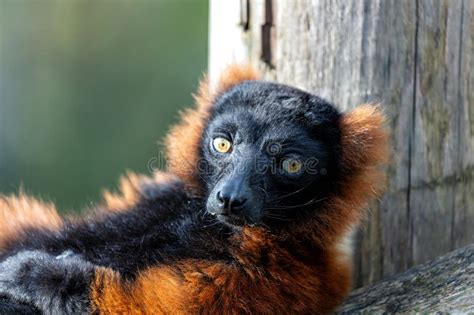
[0,0,208,212]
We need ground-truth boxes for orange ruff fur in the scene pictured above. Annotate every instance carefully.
[101,171,179,211]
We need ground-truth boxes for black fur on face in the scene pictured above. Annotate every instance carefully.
[200,81,342,229]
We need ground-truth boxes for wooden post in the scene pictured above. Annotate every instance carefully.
[209,0,473,287]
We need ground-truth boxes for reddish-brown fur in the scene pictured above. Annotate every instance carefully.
[0,193,62,252]
[91,229,351,314]
[101,171,178,211]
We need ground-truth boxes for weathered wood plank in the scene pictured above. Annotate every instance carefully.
[453,0,474,250]
[410,0,465,266]
[338,244,474,313]
[208,0,474,287]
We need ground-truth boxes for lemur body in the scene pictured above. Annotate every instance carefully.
[0,65,389,314]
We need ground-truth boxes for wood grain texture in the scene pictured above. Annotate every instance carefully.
[337,244,474,313]
[410,0,465,266]
[452,0,474,250]
[208,0,473,287]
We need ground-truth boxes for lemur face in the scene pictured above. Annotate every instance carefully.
[202,81,342,228]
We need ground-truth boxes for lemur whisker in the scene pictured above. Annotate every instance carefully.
[262,214,294,222]
[266,196,327,210]
[265,181,315,203]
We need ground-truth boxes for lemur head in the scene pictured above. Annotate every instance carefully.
[166,65,389,234]
[201,81,341,227]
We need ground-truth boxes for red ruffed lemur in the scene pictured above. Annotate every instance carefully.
[0,65,389,314]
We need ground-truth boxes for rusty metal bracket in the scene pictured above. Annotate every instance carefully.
[261,0,274,68]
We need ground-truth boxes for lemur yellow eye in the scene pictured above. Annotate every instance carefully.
[282,158,302,174]
[213,137,232,153]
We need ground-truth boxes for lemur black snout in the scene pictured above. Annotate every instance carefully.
[216,189,248,214]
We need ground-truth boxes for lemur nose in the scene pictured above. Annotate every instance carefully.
[216,190,247,214]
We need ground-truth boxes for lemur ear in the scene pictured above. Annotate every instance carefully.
[299,105,390,246]
[339,104,390,174]
[165,65,259,190]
